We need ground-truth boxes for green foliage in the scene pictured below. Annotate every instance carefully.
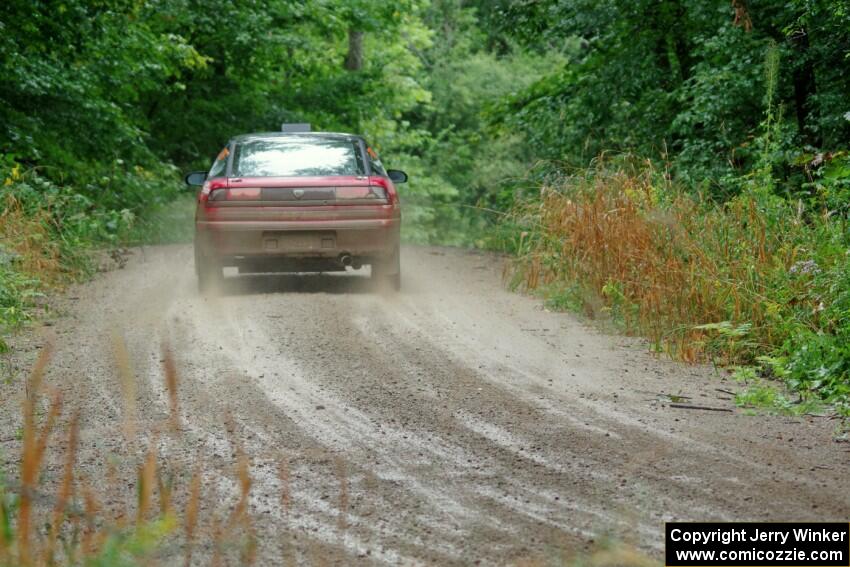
[772,253,850,402]
[671,25,772,192]
[796,151,850,215]
[401,0,561,238]
[0,264,41,330]
[732,366,826,416]
[0,159,181,332]
[0,0,559,257]
[84,515,177,567]
[0,1,207,175]
[491,0,850,199]
[541,284,587,314]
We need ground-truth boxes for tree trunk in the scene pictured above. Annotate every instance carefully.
[344,29,364,71]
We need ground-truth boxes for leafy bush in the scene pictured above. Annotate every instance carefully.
[491,0,850,199]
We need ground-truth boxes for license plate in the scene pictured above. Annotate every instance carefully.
[262,232,334,251]
[280,234,315,249]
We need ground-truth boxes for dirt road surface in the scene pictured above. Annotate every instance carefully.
[2,245,848,565]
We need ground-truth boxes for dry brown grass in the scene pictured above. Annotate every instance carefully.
[509,160,809,363]
[16,344,60,564]
[183,462,203,567]
[0,194,63,283]
[112,330,138,440]
[0,337,264,566]
[162,341,181,433]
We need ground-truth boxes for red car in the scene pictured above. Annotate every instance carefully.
[185,131,406,291]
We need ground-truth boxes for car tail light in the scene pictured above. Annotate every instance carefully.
[335,186,388,200]
[200,178,229,204]
[369,177,398,207]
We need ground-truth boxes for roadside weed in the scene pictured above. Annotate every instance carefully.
[507,156,850,408]
[0,340,255,566]
[0,160,187,338]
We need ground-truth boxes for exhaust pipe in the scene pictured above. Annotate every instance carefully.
[339,253,353,267]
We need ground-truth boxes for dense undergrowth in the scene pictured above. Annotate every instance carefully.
[0,162,185,347]
[507,155,850,412]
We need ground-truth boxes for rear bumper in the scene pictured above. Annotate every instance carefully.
[195,218,400,264]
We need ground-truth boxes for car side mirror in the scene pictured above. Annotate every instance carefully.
[184,171,208,186]
[387,169,408,184]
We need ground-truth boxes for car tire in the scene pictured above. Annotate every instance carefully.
[371,247,401,292]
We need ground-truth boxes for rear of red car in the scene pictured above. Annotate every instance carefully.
[186,133,404,291]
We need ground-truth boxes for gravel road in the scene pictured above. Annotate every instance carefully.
[2,244,848,565]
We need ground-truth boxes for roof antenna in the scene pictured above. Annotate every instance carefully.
[281,123,311,133]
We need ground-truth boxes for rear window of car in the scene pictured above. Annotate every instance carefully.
[232,137,365,177]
